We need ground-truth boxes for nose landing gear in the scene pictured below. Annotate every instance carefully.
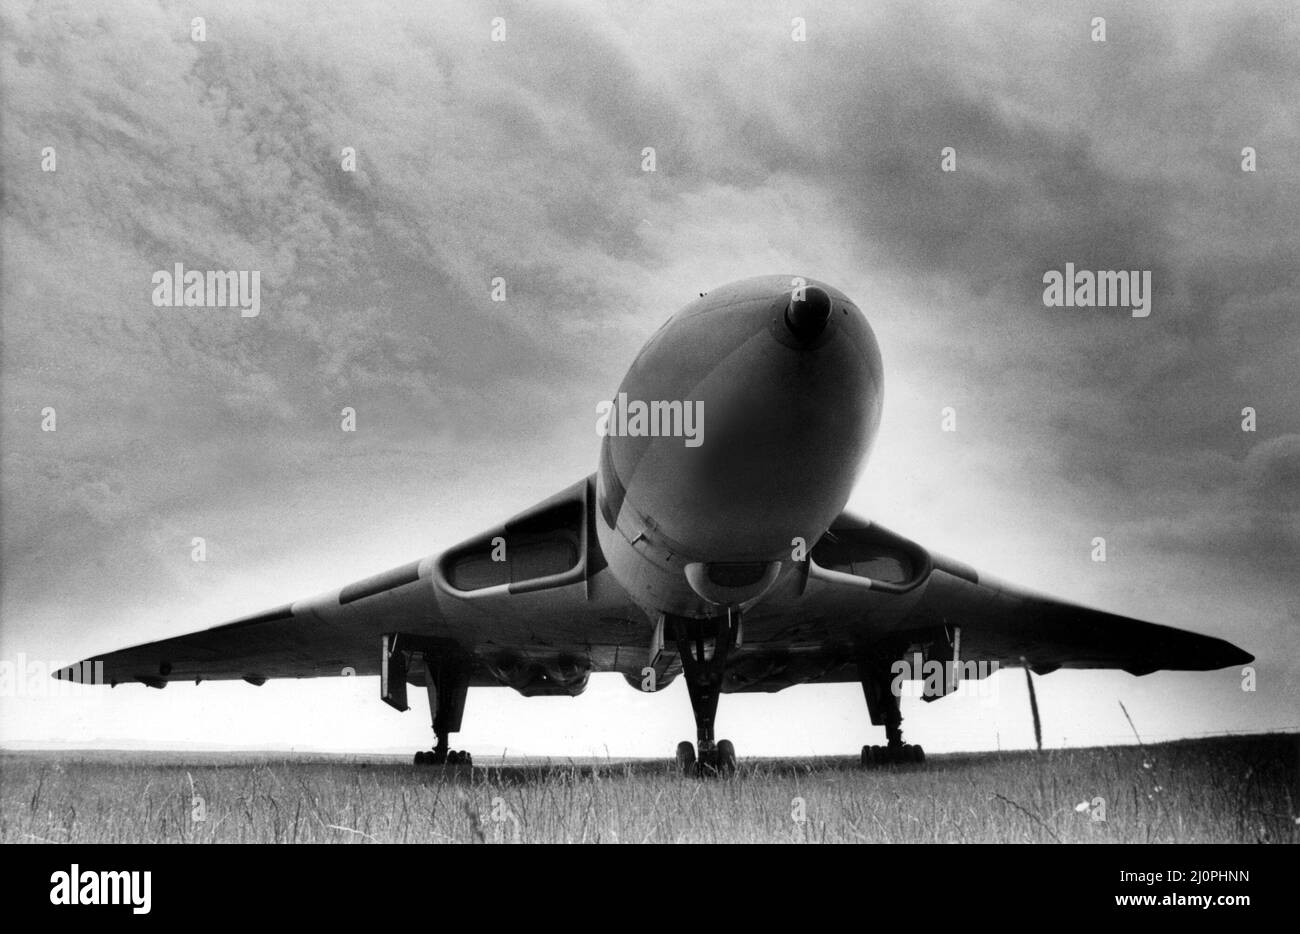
[670,611,741,777]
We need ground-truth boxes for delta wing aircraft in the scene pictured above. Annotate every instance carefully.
[59,277,1252,774]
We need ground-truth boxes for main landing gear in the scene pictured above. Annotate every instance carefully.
[670,611,741,777]
[412,662,473,768]
[414,746,472,767]
[859,656,925,767]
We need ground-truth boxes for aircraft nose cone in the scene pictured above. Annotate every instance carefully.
[784,285,832,341]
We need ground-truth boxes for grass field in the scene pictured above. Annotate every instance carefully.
[2,733,1296,843]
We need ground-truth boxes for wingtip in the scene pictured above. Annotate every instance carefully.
[1204,640,1253,671]
[51,658,111,685]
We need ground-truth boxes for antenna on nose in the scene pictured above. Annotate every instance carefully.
[785,285,833,340]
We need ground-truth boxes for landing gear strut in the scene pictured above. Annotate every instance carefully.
[859,655,925,766]
[671,611,740,776]
[413,660,472,767]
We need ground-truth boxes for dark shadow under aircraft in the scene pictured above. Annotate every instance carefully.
[58,276,1252,775]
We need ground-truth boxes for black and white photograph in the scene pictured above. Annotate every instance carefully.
[1,0,1296,894]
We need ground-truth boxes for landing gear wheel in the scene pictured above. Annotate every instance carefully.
[414,748,472,766]
[861,744,926,766]
[861,744,892,766]
[716,739,737,775]
[675,741,696,775]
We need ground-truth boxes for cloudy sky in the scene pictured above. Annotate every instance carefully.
[2,0,1296,756]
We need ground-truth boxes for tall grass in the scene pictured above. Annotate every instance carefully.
[2,734,1295,844]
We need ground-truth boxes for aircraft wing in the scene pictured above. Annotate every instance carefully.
[793,512,1253,682]
[57,476,646,693]
[895,561,1253,676]
[58,494,1252,697]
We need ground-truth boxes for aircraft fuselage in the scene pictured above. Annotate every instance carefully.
[595,276,883,619]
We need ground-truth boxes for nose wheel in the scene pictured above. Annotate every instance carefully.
[670,611,741,777]
[675,738,737,776]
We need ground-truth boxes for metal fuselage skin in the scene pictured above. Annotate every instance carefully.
[595,276,883,620]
